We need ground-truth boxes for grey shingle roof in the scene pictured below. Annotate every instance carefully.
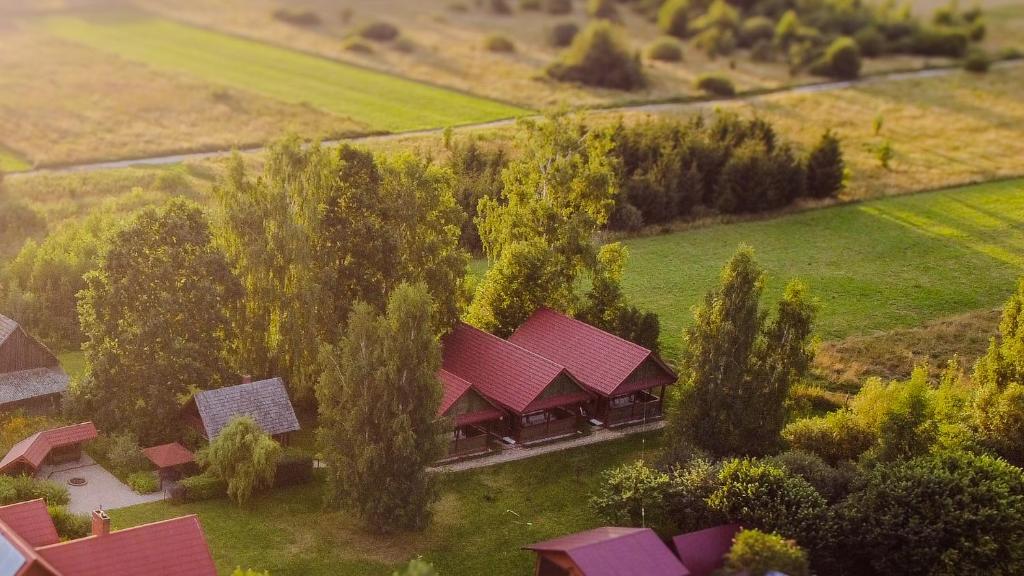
[193,377,300,439]
[0,368,69,406]
[0,315,17,346]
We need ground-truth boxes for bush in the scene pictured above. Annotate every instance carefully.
[646,36,684,61]
[590,461,671,532]
[519,0,542,9]
[738,16,775,48]
[782,409,875,464]
[968,20,986,41]
[127,471,160,494]
[274,448,315,488]
[725,529,810,576]
[658,0,690,38]
[0,475,70,507]
[853,26,885,57]
[342,38,374,54]
[271,9,321,27]
[663,458,725,532]
[608,202,644,232]
[769,450,852,502]
[964,48,991,72]
[484,34,516,52]
[840,451,1024,575]
[694,73,735,96]
[545,0,573,14]
[172,473,227,503]
[804,129,845,198]
[47,505,91,540]
[90,431,147,476]
[547,22,580,47]
[908,26,968,57]
[693,27,736,58]
[547,21,645,90]
[587,0,618,19]
[810,36,861,78]
[357,21,400,42]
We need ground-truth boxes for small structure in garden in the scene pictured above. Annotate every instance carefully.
[510,308,677,428]
[183,376,300,444]
[524,526,688,576]
[0,314,69,414]
[142,442,196,487]
[671,524,742,576]
[442,323,592,445]
[0,499,216,575]
[0,422,98,476]
[437,369,504,461]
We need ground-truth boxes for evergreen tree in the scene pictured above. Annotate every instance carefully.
[805,130,845,198]
[198,416,282,507]
[316,283,446,532]
[74,199,238,444]
[672,247,816,456]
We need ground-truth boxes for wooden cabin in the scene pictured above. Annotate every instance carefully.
[182,377,300,444]
[437,369,504,460]
[442,323,592,445]
[510,309,677,428]
[0,315,69,414]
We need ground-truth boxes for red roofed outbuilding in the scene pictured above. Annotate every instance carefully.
[442,323,592,445]
[0,423,98,476]
[510,309,677,427]
[437,369,504,460]
[671,524,741,576]
[525,526,689,576]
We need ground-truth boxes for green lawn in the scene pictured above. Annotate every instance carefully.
[112,431,661,576]
[40,15,528,133]
[0,147,29,172]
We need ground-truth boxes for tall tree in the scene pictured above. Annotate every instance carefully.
[672,247,815,456]
[198,415,282,507]
[74,199,237,443]
[316,283,446,532]
[972,279,1024,464]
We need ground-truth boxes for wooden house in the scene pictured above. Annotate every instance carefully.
[510,309,677,428]
[442,323,592,445]
[437,369,504,460]
[182,377,300,444]
[0,315,68,414]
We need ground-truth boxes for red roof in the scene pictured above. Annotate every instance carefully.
[437,370,504,426]
[442,323,590,414]
[36,515,216,576]
[526,526,689,576]
[510,308,677,397]
[0,423,98,474]
[0,500,59,548]
[142,443,195,469]
[671,524,741,576]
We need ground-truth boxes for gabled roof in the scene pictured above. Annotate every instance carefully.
[35,515,216,576]
[0,369,68,407]
[0,316,17,346]
[510,308,677,397]
[525,527,689,576]
[142,443,194,470]
[0,423,97,474]
[0,501,59,549]
[442,323,590,415]
[437,369,504,427]
[671,524,741,576]
[191,377,300,439]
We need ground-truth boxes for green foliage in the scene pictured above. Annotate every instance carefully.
[547,22,579,47]
[738,16,775,48]
[47,505,91,540]
[271,9,321,27]
[484,34,516,52]
[127,471,160,494]
[672,248,816,456]
[769,450,852,502]
[577,243,662,351]
[840,451,1024,575]
[658,0,690,38]
[0,174,45,259]
[358,21,400,42]
[875,139,894,169]
[646,36,684,61]
[693,26,737,58]
[231,570,270,576]
[724,529,810,576]
[805,129,845,199]
[587,0,618,20]
[663,458,725,532]
[694,73,735,96]
[73,198,237,444]
[174,473,227,503]
[317,284,446,533]
[964,47,991,72]
[590,460,670,531]
[88,431,148,478]
[782,409,875,464]
[547,21,645,90]
[0,475,69,506]
[810,36,862,79]
[198,416,282,507]
[854,26,886,57]
[393,559,437,576]
[908,26,969,57]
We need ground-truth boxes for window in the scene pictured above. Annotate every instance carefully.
[521,411,548,426]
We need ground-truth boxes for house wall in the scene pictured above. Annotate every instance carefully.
[0,393,61,416]
[0,327,59,374]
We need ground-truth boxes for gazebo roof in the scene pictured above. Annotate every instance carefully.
[142,443,195,469]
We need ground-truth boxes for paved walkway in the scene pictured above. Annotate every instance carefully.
[431,420,665,473]
[40,455,170,514]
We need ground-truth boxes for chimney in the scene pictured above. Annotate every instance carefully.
[242,375,252,384]
[91,509,110,537]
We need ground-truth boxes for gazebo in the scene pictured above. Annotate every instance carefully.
[142,442,196,487]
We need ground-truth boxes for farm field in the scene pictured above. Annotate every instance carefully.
[112,431,662,576]
[40,14,528,133]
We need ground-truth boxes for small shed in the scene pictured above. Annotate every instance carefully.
[0,422,98,476]
[525,526,689,576]
[183,377,300,444]
[671,524,741,576]
[142,443,196,485]
[0,315,69,414]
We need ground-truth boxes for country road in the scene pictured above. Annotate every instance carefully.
[13,60,1020,178]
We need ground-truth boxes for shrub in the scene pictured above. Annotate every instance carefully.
[590,461,671,532]
[547,21,645,90]
[804,129,845,198]
[663,458,725,532]
[608,202,644,232]
[658,0,690,38]
[519,0,542,9]
[172,473,227,503]
[769,450,852,502]
[271,9,321,27]
[694,26,736,57]
[545,0,573,15]
[694,73,735,96]
[127,471,160,494]
[342,38,374,54]
[357,21,400,42]
[782,409,875,464]
[91,431,147,476]
[810,36,862,78]
[963,48,991,72]
[587,0,618,19]
[394,37,416,53]
[0,475,70,507]
[840,451,1024,575]
[968,20,986,41]
[646,36,684,61]
[909,26,968,57]
[198,416,281,507]
[725,529,810,576]
[47,505,91,540]
[274,448,315,488]
[738,16,774,48]
[854,26,885,57]
[484,34,516,52]
[547,22,580,47]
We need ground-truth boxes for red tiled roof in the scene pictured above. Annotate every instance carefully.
[0,500,59,548]
[142,443,195,470]
[526,526,689,576]
[671,524,741,576]
[437,370,504,426]
[36,515,217,576]
[442,323,589,414]
[510,308,677,397]
[0,423,98,474]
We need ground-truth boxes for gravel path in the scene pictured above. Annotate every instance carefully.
[40,455,170,514]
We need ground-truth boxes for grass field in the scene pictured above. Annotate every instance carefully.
[111,431,661,576]
[41,14,528,133]
[0,147,29,172]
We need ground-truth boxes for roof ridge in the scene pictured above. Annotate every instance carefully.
[534,307,652,355]
[456,322,569,372]
[35,515,203,552]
